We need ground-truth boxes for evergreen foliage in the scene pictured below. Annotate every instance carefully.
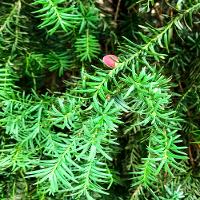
[0,0,200,199]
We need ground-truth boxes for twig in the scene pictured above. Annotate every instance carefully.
[188,143,195,167]
[130,185,142,200]
[114,0,121,22]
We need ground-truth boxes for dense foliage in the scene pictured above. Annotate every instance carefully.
[0,0,200,199]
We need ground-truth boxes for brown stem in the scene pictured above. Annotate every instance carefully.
[114,0,121,23]
[188,144,195,167]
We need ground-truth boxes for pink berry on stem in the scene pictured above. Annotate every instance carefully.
[103,55,119,69]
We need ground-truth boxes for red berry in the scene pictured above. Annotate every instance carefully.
[103,55,118,68]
